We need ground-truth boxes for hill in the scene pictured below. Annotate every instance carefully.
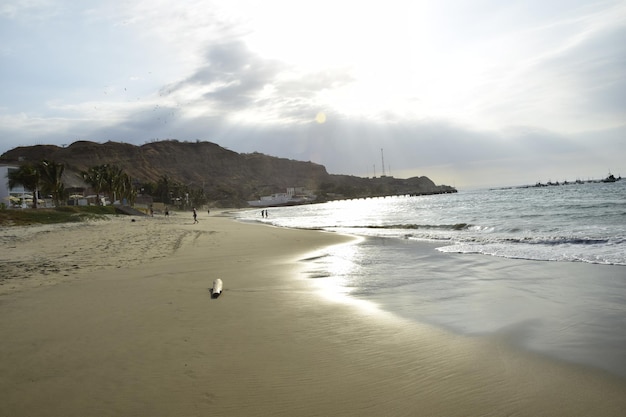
[1,140,456,207]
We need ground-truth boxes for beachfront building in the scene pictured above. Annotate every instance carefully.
[0,163,31,208]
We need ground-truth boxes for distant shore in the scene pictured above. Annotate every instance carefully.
[493,173,622,190]
[1,212,625,416]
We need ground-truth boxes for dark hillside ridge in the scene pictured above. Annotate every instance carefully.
[1,140,456,207]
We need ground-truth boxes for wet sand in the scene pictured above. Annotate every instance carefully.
[1,212,625,416]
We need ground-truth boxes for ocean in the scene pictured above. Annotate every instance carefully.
[235,180,626,379]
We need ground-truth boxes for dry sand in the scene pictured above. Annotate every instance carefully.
[1,211,625,416]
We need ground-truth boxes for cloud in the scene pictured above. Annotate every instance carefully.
[192,42,285,108]
[162,40,355,125]
[1,0,624,189]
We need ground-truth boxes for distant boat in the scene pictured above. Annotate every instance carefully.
[602,173,620,183]
[247,187,317,207]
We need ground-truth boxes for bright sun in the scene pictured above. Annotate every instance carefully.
[315,112,326,123]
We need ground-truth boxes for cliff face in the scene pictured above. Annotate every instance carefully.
[1,140,455,206]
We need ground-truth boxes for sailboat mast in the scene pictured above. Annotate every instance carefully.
[381,148,386,177]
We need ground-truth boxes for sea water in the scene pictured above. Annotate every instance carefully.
[235,180,626,378]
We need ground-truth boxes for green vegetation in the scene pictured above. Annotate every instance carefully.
[6,160,138,208]
[145,175,208,209]
[0,205,117,227]
[7,160,66,208]
[81,164,135,206]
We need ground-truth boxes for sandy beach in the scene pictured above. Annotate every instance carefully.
[1,211,625,416]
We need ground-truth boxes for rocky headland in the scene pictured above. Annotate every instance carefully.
[1,140,456,207]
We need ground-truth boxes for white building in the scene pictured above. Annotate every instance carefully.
[0,163,30,208]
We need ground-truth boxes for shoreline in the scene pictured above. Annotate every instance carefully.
[299,235,626,381]
[1,213,625,416]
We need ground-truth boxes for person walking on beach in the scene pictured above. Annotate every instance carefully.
[193,207,198,223]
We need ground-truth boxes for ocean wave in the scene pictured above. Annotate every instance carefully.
[348,223,472,231]
[436,241,626,265]
[236,182,626,266]
[503,237,611,246]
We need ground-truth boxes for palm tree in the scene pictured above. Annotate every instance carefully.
[38,160,66,206]
[7,163,41,208]
[102,165,123,204]
[82,164,135,205]
[81,165,107,205]
[114,171,135,205]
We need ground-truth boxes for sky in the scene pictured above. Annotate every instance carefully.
[1,0,625,188]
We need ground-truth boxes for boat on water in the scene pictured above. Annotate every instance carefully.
[247,187,317,207]
[602,173,621,183]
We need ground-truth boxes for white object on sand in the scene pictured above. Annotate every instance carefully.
[212,279,223,297]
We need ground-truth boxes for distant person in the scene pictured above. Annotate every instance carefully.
[164,206,169,217]
[193,207,198,223]
[207,209,210,215]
